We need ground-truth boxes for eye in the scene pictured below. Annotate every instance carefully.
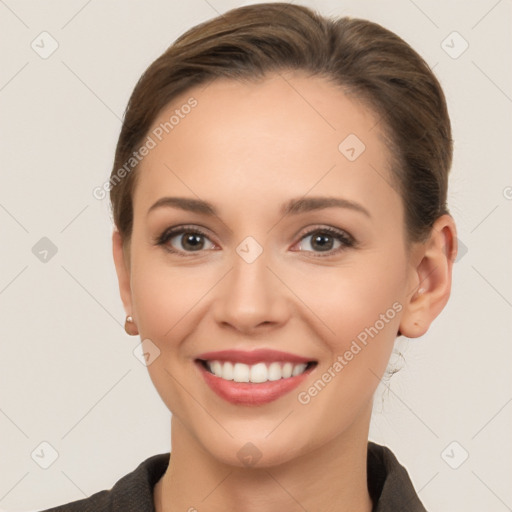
[155,224,355,258]
[292,226,355,256]
[155,225,216,256]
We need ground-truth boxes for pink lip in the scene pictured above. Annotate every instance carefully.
[195,360,316,406]
[195,348,314,365]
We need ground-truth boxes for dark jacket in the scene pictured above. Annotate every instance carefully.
[40,442,427,511]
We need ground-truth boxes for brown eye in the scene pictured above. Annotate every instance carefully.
[294,227,355,256]
[175,232,206,251]
[309,232,336,251]
[156,226,216,255]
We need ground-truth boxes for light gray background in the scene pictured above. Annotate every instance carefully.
[1,1,511,511]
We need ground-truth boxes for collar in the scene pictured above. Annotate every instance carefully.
[367,441,427,511]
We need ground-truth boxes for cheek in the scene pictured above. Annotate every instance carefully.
[293,256,405,346]
[129,250,205,342]
[128,254,207,413]
[292,259,405,423]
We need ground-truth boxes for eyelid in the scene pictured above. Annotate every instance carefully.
[156,224,213,241]
[294,224,355,244]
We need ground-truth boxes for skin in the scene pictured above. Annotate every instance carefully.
[112,71,457,512]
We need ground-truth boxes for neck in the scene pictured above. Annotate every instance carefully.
[154,408,373,512]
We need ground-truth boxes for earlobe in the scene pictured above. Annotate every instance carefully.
[399,214,457,338]
[112,229,133,320]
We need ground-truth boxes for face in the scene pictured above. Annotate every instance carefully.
[115,71,421,467]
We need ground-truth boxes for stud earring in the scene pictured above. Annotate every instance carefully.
[414,287,426,300]
[124,315,139,336]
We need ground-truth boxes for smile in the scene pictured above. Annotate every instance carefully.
[199,360,316,383]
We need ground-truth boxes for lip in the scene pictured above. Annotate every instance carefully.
[195,359,317,406]
[195,348,314,365]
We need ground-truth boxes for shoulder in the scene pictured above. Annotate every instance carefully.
[39,452,170,512]
[367,441,428,512]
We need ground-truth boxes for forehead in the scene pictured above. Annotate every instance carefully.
[134,71,399,220]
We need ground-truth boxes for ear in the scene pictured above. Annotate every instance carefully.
[112,229,133,317]
[399,214,458,338]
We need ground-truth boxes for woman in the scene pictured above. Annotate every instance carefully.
[42,2,457,511]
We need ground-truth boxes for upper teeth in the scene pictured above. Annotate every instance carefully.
[206,361,309,383]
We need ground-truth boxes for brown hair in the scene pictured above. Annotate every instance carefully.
[109,2,452,245]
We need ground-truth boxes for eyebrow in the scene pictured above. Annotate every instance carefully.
[147,196,371,218]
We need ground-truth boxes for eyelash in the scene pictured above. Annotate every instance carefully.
[154,224,356,258]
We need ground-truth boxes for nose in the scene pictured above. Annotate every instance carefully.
[212,247,291,335]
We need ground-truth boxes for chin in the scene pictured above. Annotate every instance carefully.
[209,441,299,469]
